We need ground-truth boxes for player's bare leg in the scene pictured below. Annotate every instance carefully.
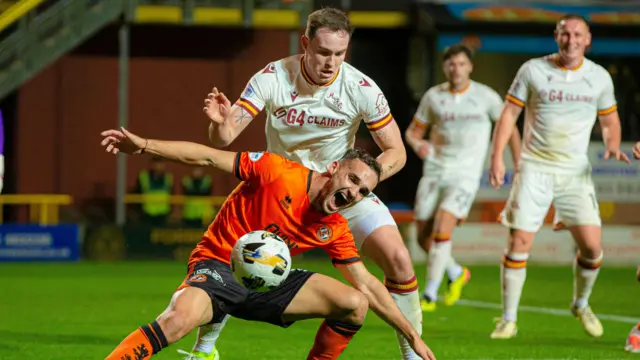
[106,287,214,359]
[491,229,534,339]
[568,224,604,337]
[418,209,470,311]
[361,225,423,360]
[281,273,368,360]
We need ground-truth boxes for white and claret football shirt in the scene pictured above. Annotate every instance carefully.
[412,80,504,179]
[506,54,617,174]
[234,55,395,172]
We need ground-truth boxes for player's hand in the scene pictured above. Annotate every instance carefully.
[408,336,436,360]
[414,140,430,160]
[489,156,506,189]
[100,127,147,155]
[603,148,631,164]
[633,142,640,160]
[204,87,231,124]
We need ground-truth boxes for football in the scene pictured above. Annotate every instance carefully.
[230,230,292,292]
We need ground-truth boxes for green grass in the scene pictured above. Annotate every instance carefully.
[0,260,638,359]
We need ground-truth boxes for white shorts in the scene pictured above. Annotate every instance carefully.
[500,168,601,233]
[414,174,479,221]
[339,193,398,249]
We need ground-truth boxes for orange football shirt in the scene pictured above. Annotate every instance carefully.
[188,152,360,268]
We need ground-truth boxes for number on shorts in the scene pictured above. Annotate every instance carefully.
[454,189,473,210]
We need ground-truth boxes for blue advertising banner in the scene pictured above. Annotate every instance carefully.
[438,34,640,56]
[0,224,80,262]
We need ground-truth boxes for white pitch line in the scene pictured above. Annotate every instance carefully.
[454,299,640,324]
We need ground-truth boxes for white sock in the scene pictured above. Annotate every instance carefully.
[385,278,422,360]
[424,234,452,301]
[192,315,230,354]
[501,252,529,322]
[573,251,603,309]
[446,257,463,281]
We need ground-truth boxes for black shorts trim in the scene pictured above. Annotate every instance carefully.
[229,269,315,328]
[183,260,315,328]
[332,257,361,265]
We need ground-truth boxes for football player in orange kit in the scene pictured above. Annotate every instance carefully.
[100,127,435,360]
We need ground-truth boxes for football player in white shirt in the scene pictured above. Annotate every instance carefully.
[489,14,630,340]
[183,8,424,360]
[405,44,521,312]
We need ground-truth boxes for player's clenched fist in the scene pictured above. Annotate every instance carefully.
[100,127,146,155]
[204,87,231,124]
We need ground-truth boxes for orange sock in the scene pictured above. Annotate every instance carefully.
[306,320,361,360]
[106,321,168,360]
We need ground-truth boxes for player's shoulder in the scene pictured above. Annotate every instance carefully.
[419,82,447,101]
[582,57,612,79]
[340,61,381,92]
[429,82,448,95]
[268,153,313,183]
[470,80,501,98]
[521,56,549,71]
[251,56,298,83]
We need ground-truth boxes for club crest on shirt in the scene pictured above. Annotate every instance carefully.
[375,93,389,115]
[327,92,343,110]
[316,225,333,242]
[249,152,264,162]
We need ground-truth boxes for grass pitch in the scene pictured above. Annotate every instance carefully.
[0,260,638,359]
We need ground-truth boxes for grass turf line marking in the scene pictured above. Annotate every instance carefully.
[454,299,640,324]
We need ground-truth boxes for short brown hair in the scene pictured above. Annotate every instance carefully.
[305,7,353,40]
[556,14,590,30]
[340,148,382,182]
[442,44,474,62]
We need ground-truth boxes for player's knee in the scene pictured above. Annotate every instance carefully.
[572,227,602,259]
[156,288,207,343]
[156,308,196,343]
[339,290,368,325]
[508,229,534,253]
[385,246,415,282]
[578,245,602,260]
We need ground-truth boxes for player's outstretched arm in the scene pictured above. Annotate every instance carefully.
[101,127,236,173]
[489,102,522,189]
[205,88,257,148]
[371,121,407,181]
[337,262,436,360]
